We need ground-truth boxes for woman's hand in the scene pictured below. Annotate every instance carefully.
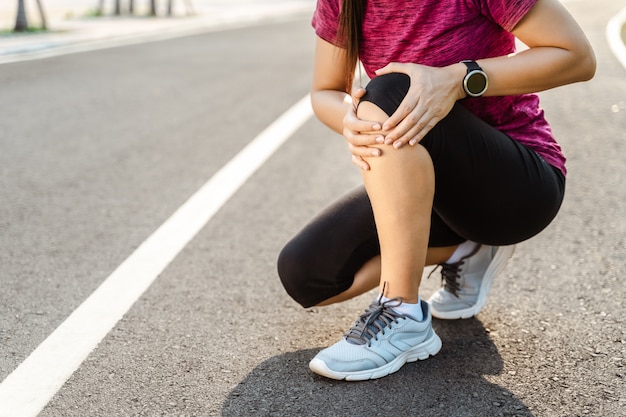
[343,87,385,170]
[375,62,466,149]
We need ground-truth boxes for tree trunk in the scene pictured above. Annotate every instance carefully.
[129,0,135,15]
[96,0,104,16]
[35,0,47,30]
[150,0,157,16]
[14,0,28,32]
[114,0,121,16]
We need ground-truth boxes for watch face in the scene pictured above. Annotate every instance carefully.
[467,71,487,95]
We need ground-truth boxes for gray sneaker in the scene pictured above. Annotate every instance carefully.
[309,298,442,381]
[427,245,515,319]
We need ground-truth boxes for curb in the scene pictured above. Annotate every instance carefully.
[607,6,626,71]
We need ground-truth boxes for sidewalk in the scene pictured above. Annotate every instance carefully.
[0,0,315,64]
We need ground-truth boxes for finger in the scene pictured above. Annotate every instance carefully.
[382,90,420,132]
[395,113,440,148]
[345,120,383,136]
[407,116,440,145]
[388,110,431,148]
[352,155,371,171]
[345,108,382,133]
[345,129,385,146]
[374,62,408,76]
[384,104,428,145]
[352,87,367,99]
[393,113,432,148]
[348,143,382,158]
[374,63,418,132]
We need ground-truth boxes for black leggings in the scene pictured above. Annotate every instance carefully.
[278,73,565,308]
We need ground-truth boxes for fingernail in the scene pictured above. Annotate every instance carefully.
[384,137,393,145]
[372,149,380,156]
[376,136,384,144]
[393,141,402,149]
[373,123,381,130]
[409,139,416,146]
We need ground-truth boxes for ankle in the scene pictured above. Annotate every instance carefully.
[379,295,424,321]
[378,282,420,304]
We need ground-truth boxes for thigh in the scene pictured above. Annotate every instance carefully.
[422,104,566,245]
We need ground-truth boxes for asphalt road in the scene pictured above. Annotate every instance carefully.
[0,1,624,416]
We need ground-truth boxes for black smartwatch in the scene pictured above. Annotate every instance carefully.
[461,60,488,98]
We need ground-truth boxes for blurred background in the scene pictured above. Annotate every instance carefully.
[0,0,315,33]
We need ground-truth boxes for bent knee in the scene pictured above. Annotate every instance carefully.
[277,241,352,308]
[359,73,410,117]
[357,100,389,124]
[276,242,318,308]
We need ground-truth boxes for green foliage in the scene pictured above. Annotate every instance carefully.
[0,27,47,36]
[84,8,104,17]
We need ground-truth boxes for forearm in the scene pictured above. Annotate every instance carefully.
[478,45,596,97]
[475,0,595,97]
[311,89,352,135]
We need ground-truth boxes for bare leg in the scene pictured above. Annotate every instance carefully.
[308,99,450,380]
[311,91,461,307]
[315,256,381,306]
[358,101,436,304]
[315,245,459,306]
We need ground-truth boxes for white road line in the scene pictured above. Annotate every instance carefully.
[0,95,312,417]
[607,7,626,71]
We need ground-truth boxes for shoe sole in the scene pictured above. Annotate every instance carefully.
[431,245,515,320]
[308,331,442,381]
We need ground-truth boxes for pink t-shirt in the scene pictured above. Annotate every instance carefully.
[312,0,566,175]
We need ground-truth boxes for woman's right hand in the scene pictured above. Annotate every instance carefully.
[343,87,385,170]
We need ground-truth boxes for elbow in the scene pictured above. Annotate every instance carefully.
[310,92,326,125]
[576,42,597,82]
[310,87,351,132]
[584,53,597,81]
[310,89,322,119]
[579,50,597,82]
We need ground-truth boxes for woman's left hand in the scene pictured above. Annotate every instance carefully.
[375,62,466,148]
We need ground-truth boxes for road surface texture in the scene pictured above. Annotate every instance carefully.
[0,0,624,416]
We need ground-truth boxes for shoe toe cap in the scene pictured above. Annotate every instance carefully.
[311,341,384,373]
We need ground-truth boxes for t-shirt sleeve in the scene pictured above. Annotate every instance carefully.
[311,0,343,47]
[478,0,538,32]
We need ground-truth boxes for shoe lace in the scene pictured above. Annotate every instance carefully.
[428,261,464,297]
[344,296,404,346]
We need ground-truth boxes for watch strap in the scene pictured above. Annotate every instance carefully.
[461,60,481,72]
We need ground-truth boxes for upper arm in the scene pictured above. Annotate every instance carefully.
[312,36,349,94]
[512,0,593,54]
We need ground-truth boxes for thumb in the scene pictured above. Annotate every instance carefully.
[352,87,366,99]
[375,62,403,75]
